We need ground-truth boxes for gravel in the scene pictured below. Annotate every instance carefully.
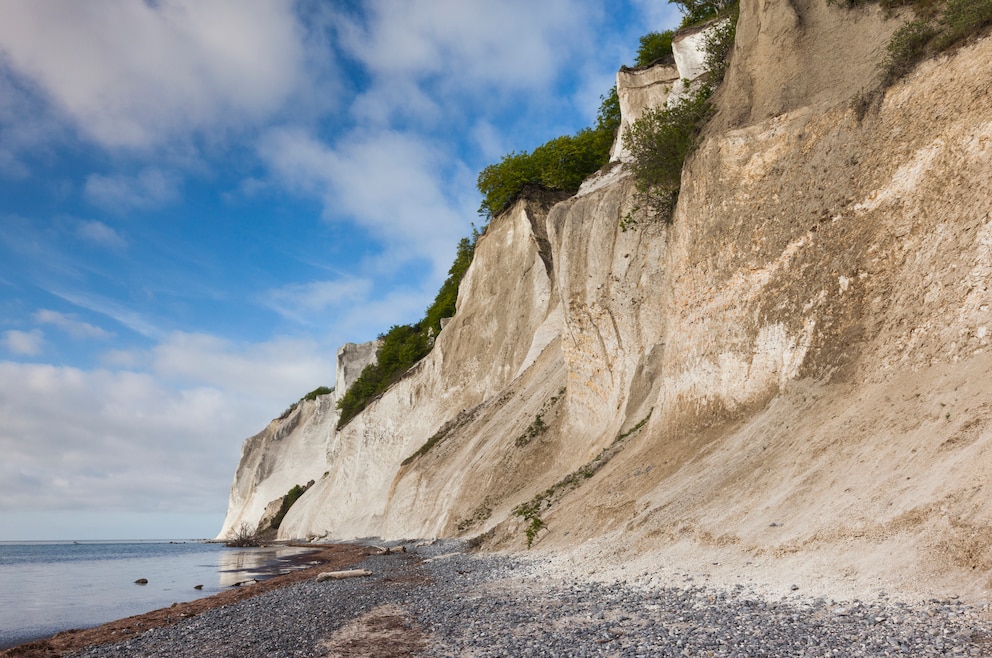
[72,540,992,657]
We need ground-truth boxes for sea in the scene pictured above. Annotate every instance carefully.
[0,540,321,650]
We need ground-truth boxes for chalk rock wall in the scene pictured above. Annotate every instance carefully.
[220,0,992,599]
[277,190,567,540]
[215,340,379,540]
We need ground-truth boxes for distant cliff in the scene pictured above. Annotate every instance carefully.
[220,0,992,601]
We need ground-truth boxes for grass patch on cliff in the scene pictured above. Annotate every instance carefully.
[278,385,335,420]
[514,387,565,448]
[336,236,475,429]
[512,410,652,548]
[400,407,479,466]
[880,0,992,85]
[840,0,992,104]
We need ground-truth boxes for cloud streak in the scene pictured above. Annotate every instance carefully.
[34,309,112,340]
[2,329,44,356]
[0,0,307,150]
[85,169,180,213]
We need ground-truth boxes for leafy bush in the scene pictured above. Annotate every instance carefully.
[477,88,620,220]
[270,483,308,530]
[673,0,732,27]
[636,31,675,66]
[336,324,429,427]
[623,84,714,223]
[302,386,333,402]
[277,385,336,420]
[337,237,476,429]
[937,0,992,47]
[703,3,740,84]
[836,0,992,88]
[622,3,738,226]
[884,19,940,82]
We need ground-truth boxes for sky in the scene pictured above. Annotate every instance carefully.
[0,0,681,541]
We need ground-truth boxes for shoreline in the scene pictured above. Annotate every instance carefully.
[0,543,372,658]
[6,540,992,657]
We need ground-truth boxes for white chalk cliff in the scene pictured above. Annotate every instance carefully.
[220,0,992,601]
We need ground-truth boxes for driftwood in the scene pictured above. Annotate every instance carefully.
[315,569,373,582]
[371,545,407,555]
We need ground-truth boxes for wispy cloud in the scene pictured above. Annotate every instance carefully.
[76,220,127,249]
[1,328,44,355]
[264,277,373,324]
[0,328,336,524]
[336,0,592,93]
[49,290,163,339]
[34,309,112,339]
[0,361,247,513]
[84,169,180,213]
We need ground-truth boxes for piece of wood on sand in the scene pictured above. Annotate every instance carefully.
[315,569,373,582]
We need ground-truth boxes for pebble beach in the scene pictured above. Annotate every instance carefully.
[19,540,982,657]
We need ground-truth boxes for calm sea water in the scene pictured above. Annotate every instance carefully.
[0,540,320,650]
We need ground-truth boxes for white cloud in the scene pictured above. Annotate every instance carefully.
[631,0,684,31]
[336,0,591,90]
[34,309,112,340]
[0,361,248,515]
[2,328,44,355]
[0,329,336,532]
[265,277,374,324]
[470,120,506,163]
[76,220,127,250]
[0,0,307,150]
[260,127,468,278]
[148,331,335,402]
[84,169,180,213]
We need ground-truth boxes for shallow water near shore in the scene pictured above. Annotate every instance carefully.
[0,540,320,650]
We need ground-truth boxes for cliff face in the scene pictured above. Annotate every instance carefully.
[220,0,992,599]
[216,342,379,540]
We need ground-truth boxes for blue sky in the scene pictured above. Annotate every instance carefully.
[0,0,681,541]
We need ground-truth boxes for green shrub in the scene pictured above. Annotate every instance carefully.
[673,0,731,27]
[476,87,620,220]
[884,18,940,83]
[337,237,476,429]
[636,31,675,66]
[623,84,714,223]
[703,3,740,84]
[277,385,336,420]
[270,483,308,530]
[937,0,992,47]
[837,0,992,88]
[622,3,737,226]
[302,386,333,402]
[336,323,430,427]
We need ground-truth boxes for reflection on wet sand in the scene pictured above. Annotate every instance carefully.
[217,546,321,587]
